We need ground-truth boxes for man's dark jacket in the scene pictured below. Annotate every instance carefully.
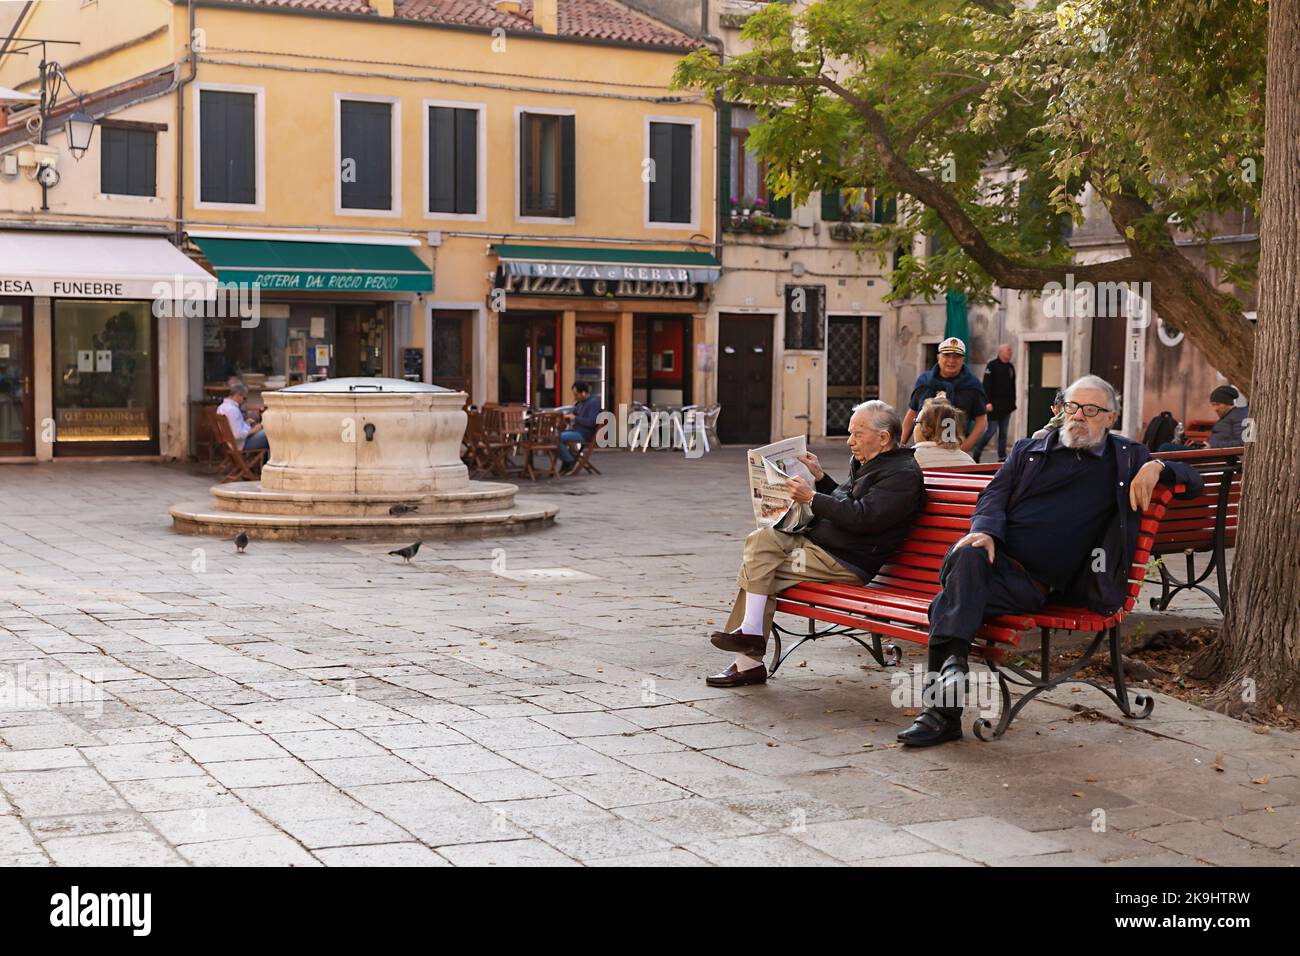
[807,447,925,583]
[908,364,987,434]
[969,431,1204,615]
[982,357,1017,417]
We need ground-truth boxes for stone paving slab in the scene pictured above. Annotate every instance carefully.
[0,453,1291,866]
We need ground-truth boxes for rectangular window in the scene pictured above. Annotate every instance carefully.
[199,89,256,205]
[784,285,826,351]
[520,111,574,218]
[428,106,479,215]
[728,105,767,209]
[100,126,156,197]
[648,121,692,224]
[340,99,393,210]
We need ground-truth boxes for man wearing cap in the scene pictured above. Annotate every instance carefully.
[1158,385,1249,450]
[901,337,988,455]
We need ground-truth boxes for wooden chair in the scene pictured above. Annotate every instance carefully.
[461,410,495,477]
[481,404,528,478]
[212,412,266,482]
[563,426,602,477]
[523,411,564,480]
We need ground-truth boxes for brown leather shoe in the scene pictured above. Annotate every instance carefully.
[709,630,766,656]
[705,661,768,687]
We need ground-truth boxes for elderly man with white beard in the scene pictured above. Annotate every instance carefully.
[897,375,1205,747]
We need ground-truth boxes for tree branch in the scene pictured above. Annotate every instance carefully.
[897,82,987,153]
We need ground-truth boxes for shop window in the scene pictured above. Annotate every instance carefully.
[428,105,479,216]
[100,125,156,197]
[648,121,693,224]
[340,99,394,211]
[52,300,156,454]
[520,112,574,218]
[198,89,257,205]
[784,285,826,351]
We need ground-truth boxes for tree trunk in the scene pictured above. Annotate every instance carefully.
[1208,0,1300,716]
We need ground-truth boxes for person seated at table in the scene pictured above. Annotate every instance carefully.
[704,400,926,687]
[911,395,976,469]
[896,375,1204,747]
[217,382,268,452]
[1158,385,1249,451]
[559,382,601,476]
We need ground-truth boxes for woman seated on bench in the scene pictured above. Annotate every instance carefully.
[704,401,926,688]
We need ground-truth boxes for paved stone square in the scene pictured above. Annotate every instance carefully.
[0,450,1294,866]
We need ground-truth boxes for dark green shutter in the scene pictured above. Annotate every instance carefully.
[428,106,455,213]
[100,127,125,194]
[200,90,256,205]
[520,113,533,213]
[198,90,223,203]
[718,102,731,214]
[230,93,256,205]
[341,100,391,210]
[454,107,478,215]
[559,114,576,218]
[769,191,791,219]
[129,128,156,197]
[648,122,673,222]
[874,194,896,223]
[821,188,841,221]
[670,123,692,222]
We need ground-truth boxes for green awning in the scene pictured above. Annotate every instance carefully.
[191,236,432,293]
[493,244,720,283]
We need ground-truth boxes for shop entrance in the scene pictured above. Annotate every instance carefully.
[1027,340,1064,434]
[575,322,615,412]
[0,299,34,456]
[430,310,473,395]
[336,305,388,378]
[633,315,691,407]
[499,313,560,408]
[826,315,880,435]
[52,300,159,456]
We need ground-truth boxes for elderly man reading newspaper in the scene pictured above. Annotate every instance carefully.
[705,400,925,687]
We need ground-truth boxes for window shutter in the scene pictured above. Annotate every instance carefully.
[100,127,124,194]
[230,93,256,205]
[768,191,791,219]
[559,113,575,218]
[648,122,673,223]
[520,112,532,213]
[342,100,391,210]
[128,129,156,197]
[718,102,731,215]
[454,107,478,215]
[428,106,455,213]
[198,90,225,203]
[670,123,692,223]
[820,188,841,221]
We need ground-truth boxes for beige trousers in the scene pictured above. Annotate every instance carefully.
[722,525,861,652]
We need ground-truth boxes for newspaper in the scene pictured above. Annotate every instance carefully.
[747,436,816,530]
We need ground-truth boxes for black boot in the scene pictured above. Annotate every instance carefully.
[897,707,963,746]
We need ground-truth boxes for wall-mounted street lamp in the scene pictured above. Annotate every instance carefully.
[3,38,93,210]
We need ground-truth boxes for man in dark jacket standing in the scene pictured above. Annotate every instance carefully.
[706,401,925,687]
[897,375,1204,746]
[901,337,987,455]
[973,343,1016,462]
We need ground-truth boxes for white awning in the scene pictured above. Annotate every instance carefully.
[0,86,39,103]
[0,231,216,300]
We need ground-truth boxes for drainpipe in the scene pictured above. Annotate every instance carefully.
[174,0,198,246]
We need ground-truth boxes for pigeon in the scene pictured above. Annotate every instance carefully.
[234,531,249,554]
[389,503,418,516]
[389,541,421,563]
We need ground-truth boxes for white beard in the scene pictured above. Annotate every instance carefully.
[1060,422,1105,450]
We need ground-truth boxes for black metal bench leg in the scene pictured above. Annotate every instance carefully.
[1107,625,1155,720]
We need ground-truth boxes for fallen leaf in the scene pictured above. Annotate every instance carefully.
[1266,807,1276,813]
[1071,687,1082,693]
[1212,752,1225,772]
[1072,791,1086,798]
[901,708,920,718]
[1252,776,1270,785]
[1254,726,1270,735]
[797,661,807,668]
[765,741,778,748]
[862,742,874,748]
[705,619,714,625]
[1085,777,1099,783]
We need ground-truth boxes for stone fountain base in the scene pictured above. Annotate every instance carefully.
[170,480,557,541]
[170,377,557,541]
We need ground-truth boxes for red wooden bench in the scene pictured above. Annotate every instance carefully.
[770,471,1180,740]
[1147,447,1242,613]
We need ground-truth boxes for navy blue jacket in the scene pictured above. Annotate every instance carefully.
[909,364,987,434]
[571,395,602,441]
[969,431,1204,614]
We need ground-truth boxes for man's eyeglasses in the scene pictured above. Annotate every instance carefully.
[1062,401,1111,418]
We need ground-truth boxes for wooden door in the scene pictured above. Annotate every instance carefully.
[1027,341,1064,434]
[717,314,772,445]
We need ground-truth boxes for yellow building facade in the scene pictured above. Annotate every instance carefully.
[0,0,715,461]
